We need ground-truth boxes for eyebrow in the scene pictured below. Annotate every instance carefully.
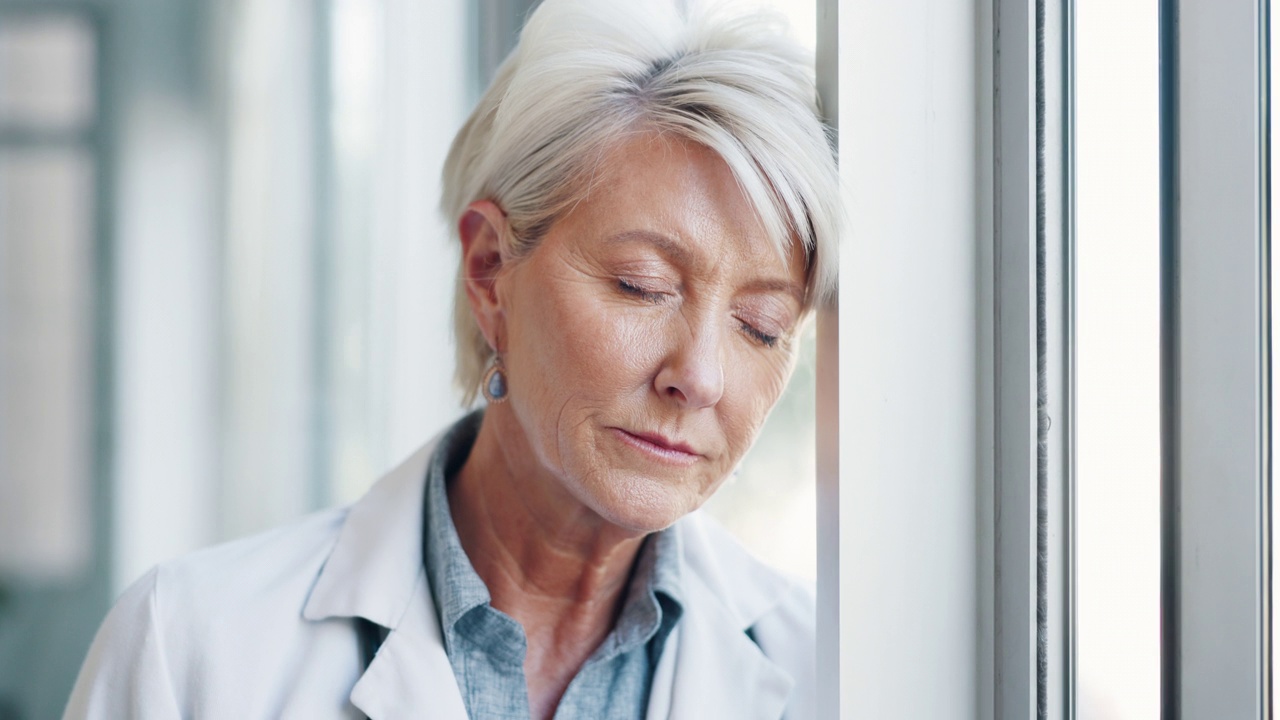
[605,229,805,305]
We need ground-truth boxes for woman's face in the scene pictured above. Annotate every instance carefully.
[492,133,807,534]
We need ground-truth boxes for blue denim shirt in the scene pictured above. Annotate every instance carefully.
[423,413,684,719]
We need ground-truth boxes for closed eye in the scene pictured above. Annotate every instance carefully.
[739,321,779,348]
[618,278,668,304]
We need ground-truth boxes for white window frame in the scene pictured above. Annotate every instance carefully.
[821,0,1278,715]
[1160,0,1272,715]
[817,0,1075,716]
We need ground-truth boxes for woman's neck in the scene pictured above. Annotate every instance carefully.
[449,408,646,719]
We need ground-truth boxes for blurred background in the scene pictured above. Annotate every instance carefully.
[0,0,818,716]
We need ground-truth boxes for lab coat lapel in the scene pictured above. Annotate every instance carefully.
[299,434,467,718]
[302,439,437,628]
[647,572,794,720]
[645,513,796,720]
[349,573,468,720]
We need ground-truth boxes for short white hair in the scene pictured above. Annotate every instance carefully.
[442,0,841,405]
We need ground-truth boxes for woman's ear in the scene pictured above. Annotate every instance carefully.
[459,199,510,352]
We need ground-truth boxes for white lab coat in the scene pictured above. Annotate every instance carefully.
[63,434,816,719]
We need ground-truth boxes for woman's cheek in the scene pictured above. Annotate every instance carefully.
[537,288,611,372]
[571,305,667,388]
[613,313,668,377]
[722,347,792,446]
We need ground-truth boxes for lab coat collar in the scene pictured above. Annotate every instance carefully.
[647,580,795,720]
[301,434,470,718]
[651,515,797,719]
[302,437,440,630]
[349,572,469,718]
[677,510,795,630]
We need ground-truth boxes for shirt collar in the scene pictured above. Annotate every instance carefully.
[422,412,493,637]
[591,526,685,665]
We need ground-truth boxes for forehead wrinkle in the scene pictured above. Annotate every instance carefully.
[741,277,805,306]
[604,229,696,267]
[604,228,800,303]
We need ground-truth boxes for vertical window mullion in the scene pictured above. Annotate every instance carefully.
[994,0,1040,714]
[994,0,1074,716]
[1160,0,1272,716]
[1042,0,1076,716]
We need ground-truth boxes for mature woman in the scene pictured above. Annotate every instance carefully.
[64,0,839,718]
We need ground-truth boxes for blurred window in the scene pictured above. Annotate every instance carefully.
[0,147,95,582]
[0,9,102,720]
[0,12,97,585]
[0,15,94,131]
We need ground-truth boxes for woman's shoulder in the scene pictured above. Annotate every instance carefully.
[142,433,441,630]
[65,507,359,717]
[115,506,354,671]
[148,506,349,618]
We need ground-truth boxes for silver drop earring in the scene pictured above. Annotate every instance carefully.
[481,355,508,403]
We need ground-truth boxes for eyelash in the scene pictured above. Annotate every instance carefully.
[740,323,780,348]
[618,278,668,304]
[619,279,781,349]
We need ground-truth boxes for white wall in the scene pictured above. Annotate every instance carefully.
[834,0,988,715]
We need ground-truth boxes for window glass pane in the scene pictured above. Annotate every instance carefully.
[1076,1,1161,717]
[0,14,95,131]
[325,0,383,505]
[0,147,95,582]
[322,0,471,507]
[218,0,320,539]
[703,332,816,579]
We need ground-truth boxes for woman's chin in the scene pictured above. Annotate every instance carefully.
[576,469,711,535]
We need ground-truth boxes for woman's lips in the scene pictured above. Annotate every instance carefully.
[611,428,701,466]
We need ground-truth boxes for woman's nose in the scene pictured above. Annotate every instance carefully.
[654,321,725,409]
